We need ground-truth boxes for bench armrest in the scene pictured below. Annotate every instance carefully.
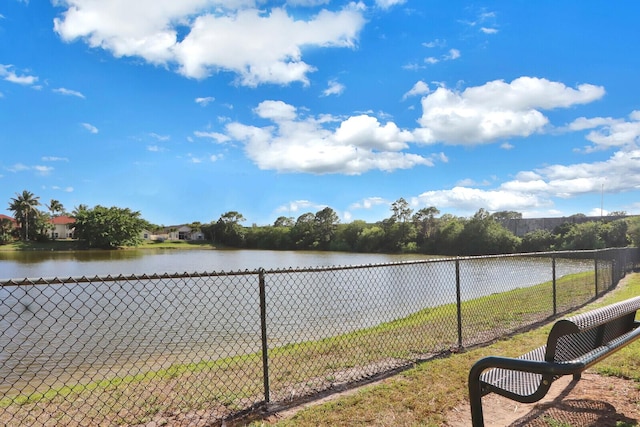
[468,356,585,427]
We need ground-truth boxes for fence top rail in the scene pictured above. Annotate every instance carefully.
[1,248,634,287]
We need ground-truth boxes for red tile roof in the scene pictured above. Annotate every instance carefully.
[0,214,16,224]
[51,215,75,225]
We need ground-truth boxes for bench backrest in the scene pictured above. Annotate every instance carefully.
[545,296,640,362]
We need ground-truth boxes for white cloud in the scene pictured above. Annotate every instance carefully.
[149,132,170,141]
[414,186,546,213]
[276,199,326,213]
[54,1,366,86]
[375,0,406,9]
[402,80,430,100]
[444,48,460,60]
[480,27,498,34]
[7,163,30,172]
[7,163,54,176]
[0,64,38,86]
[567,111,640,151]
[226,100,436,174]
[416,77,605,144]
[424,57,439,65]
[423,39,446,48]
[53,87,85,98]
[81,122,98,134]
[349,196,388,210]
[499,149,640,201]
[322,79,345,97]
[287,0,330,5]
[33,165,54,175]
[194,130,232,143]
[42,156,69,162]
[195,96,215,106]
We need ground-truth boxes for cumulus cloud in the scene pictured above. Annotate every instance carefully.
[53,1,366,86]
[413,186,546,213]
[415,77,605,144]
[498,149,640,202]
[567,111,640,151]
[225,100,437,174]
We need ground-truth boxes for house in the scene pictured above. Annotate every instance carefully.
[0,214,16,226]
[50,215,75,239]
[147,225,205,241]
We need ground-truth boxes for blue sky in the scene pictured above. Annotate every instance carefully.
[2,1,640,227]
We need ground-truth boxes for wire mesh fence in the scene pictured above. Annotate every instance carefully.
[1,248,638,426]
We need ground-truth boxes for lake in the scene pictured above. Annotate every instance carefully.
[0,248,430,280]
[0,249,594,395]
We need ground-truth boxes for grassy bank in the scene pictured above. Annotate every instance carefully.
[271,273,640,426]
[0,239,217,251]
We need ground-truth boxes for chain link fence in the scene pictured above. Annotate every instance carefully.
[1,248,638,426]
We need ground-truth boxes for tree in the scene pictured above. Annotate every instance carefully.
[413,206,440,246]
[212,211,246,247]
[0,217,14,244]
[8,190,41,241]
[390,198,413,246]
[273,216,294,227]
[46,199,65,217]
[291,212,316,249]
[491,211,522,221]
[314,207,339,250]
[73,205,146,249]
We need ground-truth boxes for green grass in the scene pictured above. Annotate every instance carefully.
[0,240,83,251]
[0,239,218,251]
[269,272,640,426]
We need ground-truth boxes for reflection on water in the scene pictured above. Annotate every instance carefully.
[0,250,594,397]
[0,249,428,280]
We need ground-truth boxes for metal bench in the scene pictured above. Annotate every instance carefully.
[468,296,640,426]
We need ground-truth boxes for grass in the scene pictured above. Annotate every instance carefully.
[0,239,219,252]
[267,272,640,426]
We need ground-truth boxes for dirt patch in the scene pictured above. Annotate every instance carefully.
[445,371,640,426]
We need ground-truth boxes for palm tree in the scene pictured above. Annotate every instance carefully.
[46,199,65,217]
[8,190,41,241]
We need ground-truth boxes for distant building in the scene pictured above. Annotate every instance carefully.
[0,214,17,226]
[50,215,76,239]
[142,225,205,241]
[498,215,630,237]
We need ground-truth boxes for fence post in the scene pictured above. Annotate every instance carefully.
[456,258,463,349]
[552,255,557,316]
[594,253,599,297]
[258,268,270,403]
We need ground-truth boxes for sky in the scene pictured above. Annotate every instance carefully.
[2,1,640,227]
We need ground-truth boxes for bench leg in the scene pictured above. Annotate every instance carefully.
[573,372,581,381]
[468,365,486,427]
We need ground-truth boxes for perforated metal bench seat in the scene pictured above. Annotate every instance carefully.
[468,296,640,426]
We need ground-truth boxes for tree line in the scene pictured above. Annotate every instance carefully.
[4,191,640,254]
[202,198,640,256]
